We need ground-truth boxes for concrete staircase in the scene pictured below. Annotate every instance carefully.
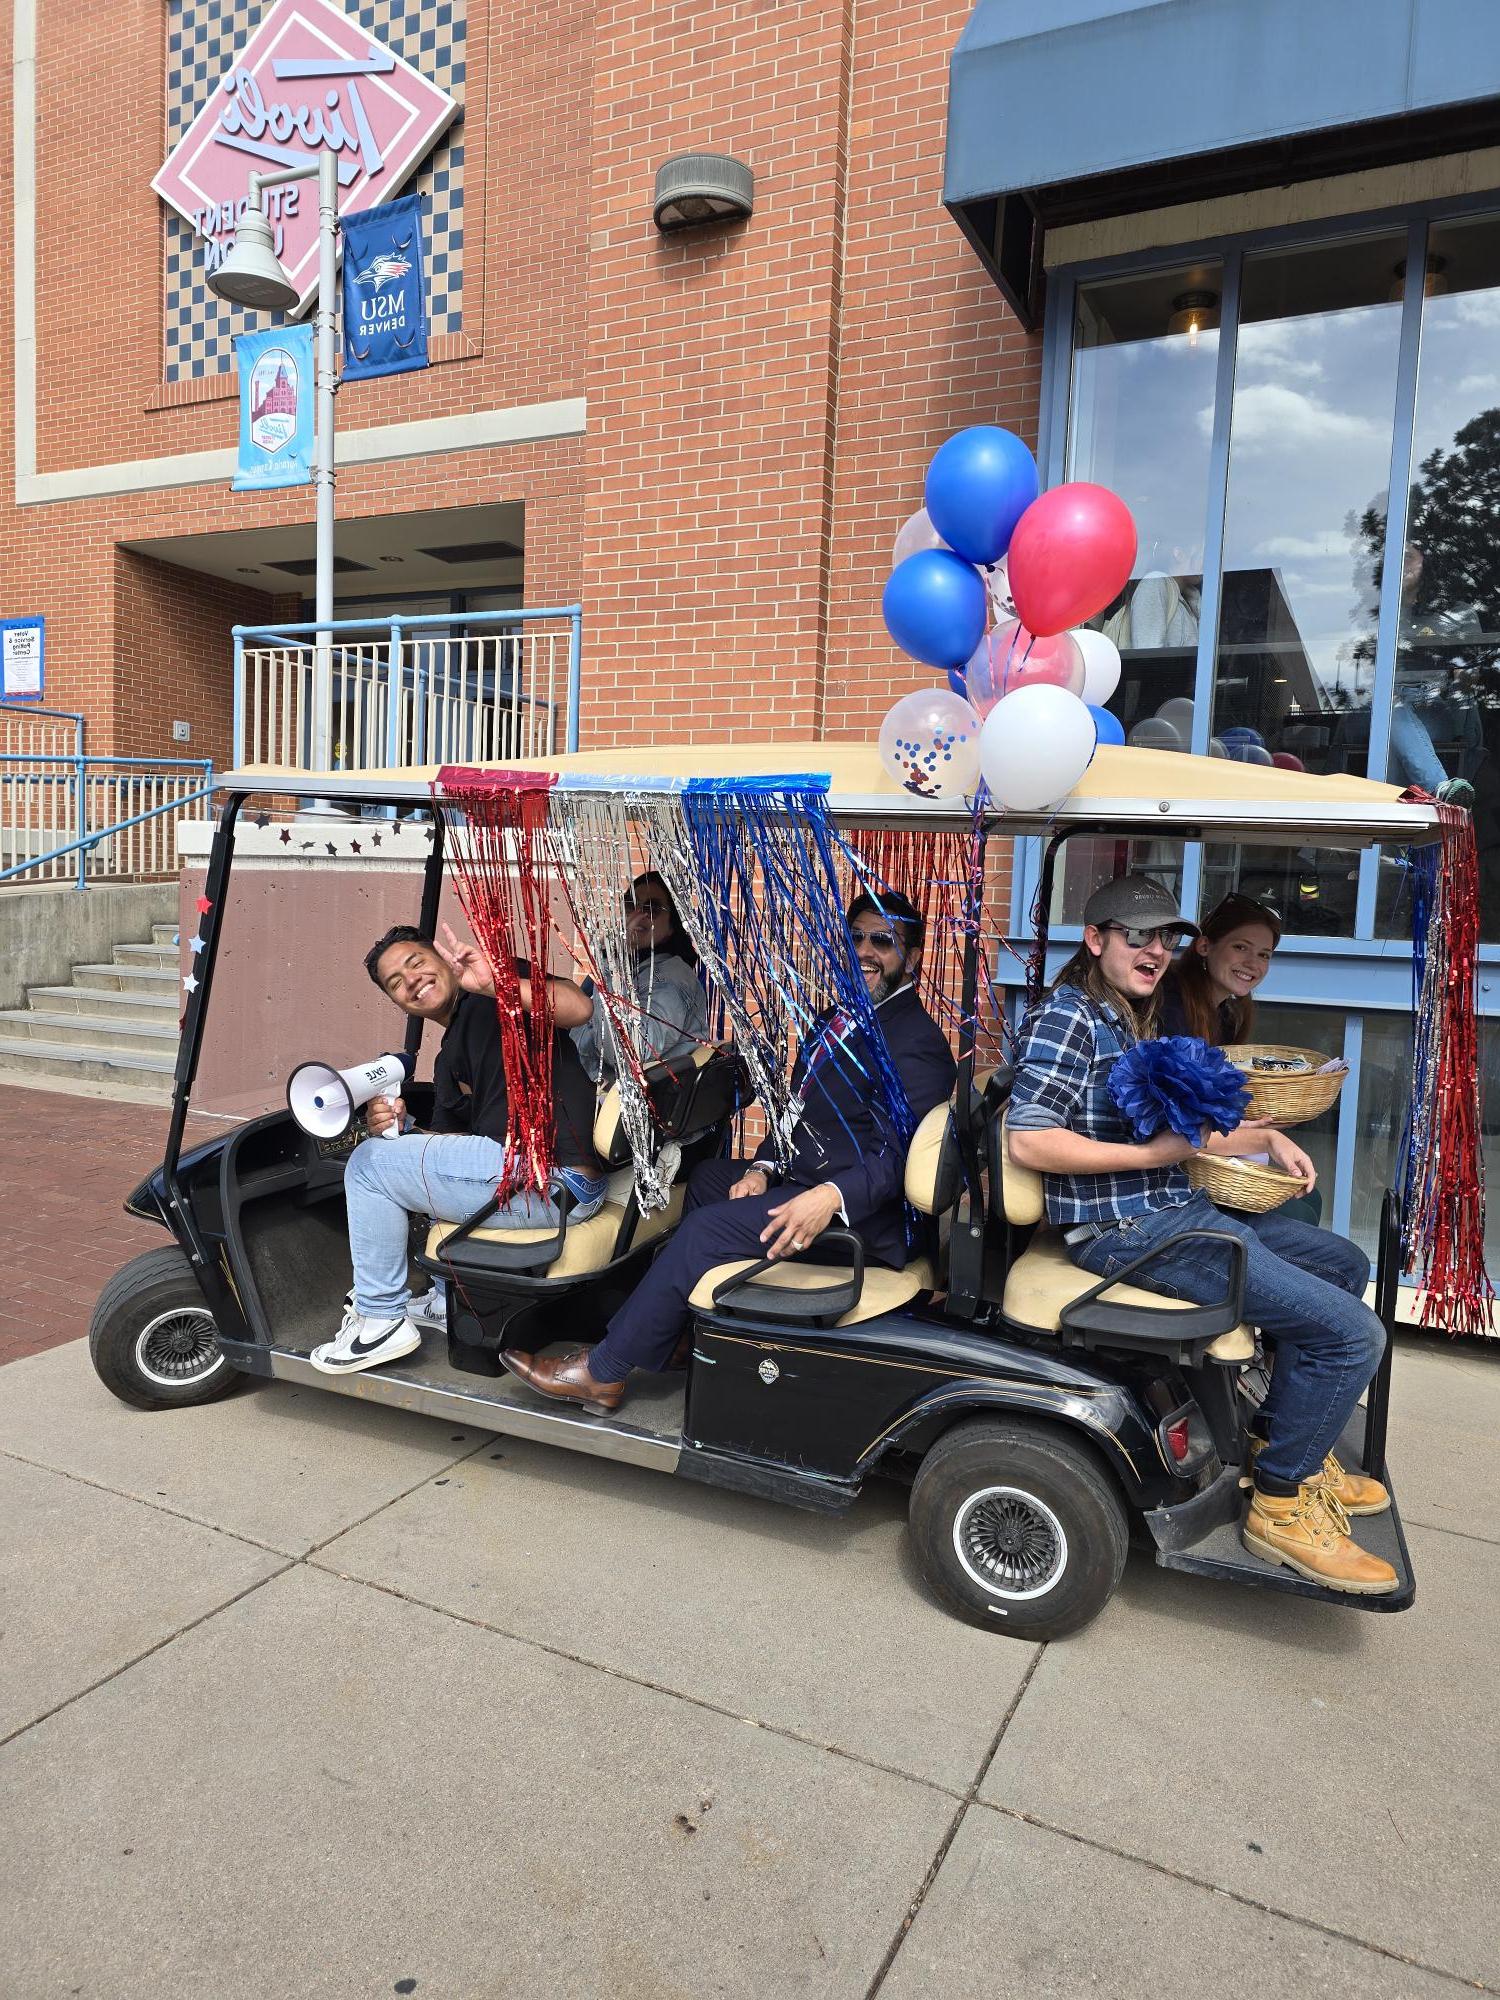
[0,920,179,1097]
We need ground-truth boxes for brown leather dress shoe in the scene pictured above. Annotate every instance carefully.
[502,1347,625,1417]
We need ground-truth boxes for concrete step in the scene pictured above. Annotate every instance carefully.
[112,943,177,969]
[27,984,178,1022]
[151,922,179,946]
[0,1010,178,1051]
[73,962,178,996]
[0,1038,175,1093]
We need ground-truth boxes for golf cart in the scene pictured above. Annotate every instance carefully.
[90,742,1441,1640]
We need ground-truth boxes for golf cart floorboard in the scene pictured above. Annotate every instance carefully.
[1154,1423,1415,1613]
[265,1333,686,1473]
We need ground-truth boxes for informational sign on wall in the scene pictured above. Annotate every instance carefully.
[342,194,429,380]
[233,325,314,490]
[0,618,44,702]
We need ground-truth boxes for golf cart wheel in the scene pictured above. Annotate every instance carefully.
[909,1417,1128,1641]
[89,1247,235,1412]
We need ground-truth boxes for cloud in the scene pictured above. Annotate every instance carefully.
[1234,320,1327,381]
[1452,290,1500,330]
[1259,531,1353,560]
[1199,381,1384,449]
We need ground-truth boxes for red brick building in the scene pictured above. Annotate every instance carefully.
[0,0,1028,773]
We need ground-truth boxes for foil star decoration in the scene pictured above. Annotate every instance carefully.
[189,935,205,955]
[299,841,314,850]
[183,973,199,993]
[350,840,362,854]
[370,833,383,848]
[279,829,292,845]
[325,842,338,856]
[195,895,213,914]
[253,813,270,829]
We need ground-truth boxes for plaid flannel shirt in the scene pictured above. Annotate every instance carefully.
[1009,984,1190,1227]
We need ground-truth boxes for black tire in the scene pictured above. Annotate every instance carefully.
[89,1246,237,1412]
[908,1417,1129,1641]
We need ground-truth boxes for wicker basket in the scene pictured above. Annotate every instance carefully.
[1185,1153,1309,1214]
[1223,1044,1347,1126]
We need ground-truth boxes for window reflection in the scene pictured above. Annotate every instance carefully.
[1205,234,1406,935]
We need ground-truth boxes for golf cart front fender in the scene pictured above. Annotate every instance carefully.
[853,1375,1167,1506]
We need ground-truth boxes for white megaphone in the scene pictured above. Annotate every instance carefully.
[287,1052,411,1141]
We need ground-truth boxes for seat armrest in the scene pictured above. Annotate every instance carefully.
[431,1183,577,1272]
[709,1227,866,1322]
[1059,1227,1247,1349]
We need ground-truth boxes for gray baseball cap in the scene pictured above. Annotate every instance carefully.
[1082,873,1199,937]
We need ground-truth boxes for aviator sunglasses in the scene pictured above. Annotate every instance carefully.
[1099,921,1194,950]
[850,924,907,952]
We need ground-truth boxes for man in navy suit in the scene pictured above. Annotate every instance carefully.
[503,889,957,1414]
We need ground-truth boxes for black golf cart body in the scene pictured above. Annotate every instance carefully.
[95,741,1441,1639]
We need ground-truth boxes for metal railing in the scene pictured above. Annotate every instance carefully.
[0,704,214,889]
[233,606,582,773]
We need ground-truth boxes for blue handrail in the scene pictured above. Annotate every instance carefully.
[0,755,214,890]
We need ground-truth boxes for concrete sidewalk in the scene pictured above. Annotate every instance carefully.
[2,1328,1496,1998]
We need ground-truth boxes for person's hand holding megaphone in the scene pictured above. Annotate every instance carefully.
[365,1090,406,1139]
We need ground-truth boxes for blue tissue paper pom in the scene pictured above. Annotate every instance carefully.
[1108,1036,1250,1145]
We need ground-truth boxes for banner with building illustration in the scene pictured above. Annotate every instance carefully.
[341,195,429,382]
[232,325,314,490]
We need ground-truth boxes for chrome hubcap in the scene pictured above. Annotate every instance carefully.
[134,1306,223,1390]
[952,1485,1068,1601]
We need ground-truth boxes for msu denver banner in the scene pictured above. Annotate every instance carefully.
[342,195,429,382]
[233,325,314,490]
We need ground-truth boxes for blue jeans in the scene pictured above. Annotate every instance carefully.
[1070,1192,1384,1488]
[343,1133,606,1319]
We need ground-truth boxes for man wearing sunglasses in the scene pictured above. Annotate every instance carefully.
[1008,873,1396,1596]
[504,888,956,1414]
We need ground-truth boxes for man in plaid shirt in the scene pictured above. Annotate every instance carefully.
[1009,873,1396,1597]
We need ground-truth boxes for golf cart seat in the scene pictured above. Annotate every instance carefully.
[998,1117,1255,1363]
[424,1044,740,1283]
[687,1092,960,1328]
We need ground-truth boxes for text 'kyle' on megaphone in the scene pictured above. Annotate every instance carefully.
[287,1052,411,1141]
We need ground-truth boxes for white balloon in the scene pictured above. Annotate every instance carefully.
[1156,696,1196,738]
[1071,627,1122,706]
[1129,716,1183,752]
[984,555,1016,622]
[979,686,1098,812]
[891,507,946,568]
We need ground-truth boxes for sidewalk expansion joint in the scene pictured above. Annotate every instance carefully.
[0,1564,293,1753]
[981,1804,1499,1996]
[861,1642,1045,2000]
[302,1558,969,1803]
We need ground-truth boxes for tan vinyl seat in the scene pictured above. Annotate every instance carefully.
[690,1092,963,1327]
[423,1049,726,1278]
[999,1115,1254,1361]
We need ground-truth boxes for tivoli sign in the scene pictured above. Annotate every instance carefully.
[153,0,457,313]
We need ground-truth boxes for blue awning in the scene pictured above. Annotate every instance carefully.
[945,0,1500,326]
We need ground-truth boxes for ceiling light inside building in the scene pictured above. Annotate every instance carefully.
[1390,255,1449,301]
[653,153,754,233]
[1166,289,1218,345]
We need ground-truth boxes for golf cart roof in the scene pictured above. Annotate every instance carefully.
[221,741,1442,847]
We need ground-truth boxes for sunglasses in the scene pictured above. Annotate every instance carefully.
[1100,921,1193,949]
[626,898,670,919]
[1213,893,1282,926]
[850,925,905,952]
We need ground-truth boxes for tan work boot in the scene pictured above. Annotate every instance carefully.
[1247,1436,1390,1515]
[1243,1485,1398,1595]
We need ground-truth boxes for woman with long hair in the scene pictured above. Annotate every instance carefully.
[570,870,709,1084]
[1159,892,1281,1044]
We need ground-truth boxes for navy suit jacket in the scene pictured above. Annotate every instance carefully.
[754,983,957,1266]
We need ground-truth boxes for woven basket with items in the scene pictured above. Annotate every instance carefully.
[1185,1152,1311,1214]
[1222,1043,1348,1126]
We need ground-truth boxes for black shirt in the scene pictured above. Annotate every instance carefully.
[431,988,601,1171]
[1157,972,1237,1045]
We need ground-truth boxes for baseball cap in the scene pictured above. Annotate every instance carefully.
[1082,873,1199,937]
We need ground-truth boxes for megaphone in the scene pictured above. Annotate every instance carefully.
[287,1052,411,1141]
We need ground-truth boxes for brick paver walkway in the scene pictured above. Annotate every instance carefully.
[3,1084,237,1367]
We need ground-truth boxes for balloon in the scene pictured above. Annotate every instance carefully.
[946,667,969,699]
[924,427,1040,567]
[1072,627,1121,706]
[878,689,983,800]
[892,507,946,568]
[965,620,1084,715]
[984,556,1017,623]
[1090,705,1126,747]
[1130,716,1184,752]
[978,685,1098,812]
[882,549,988,671]
[1208,736,1230,758]
[1007,484,1139,636]
[1156,697,1197,740]
[1270,750,1305,772]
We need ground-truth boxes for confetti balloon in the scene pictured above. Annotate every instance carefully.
[892,507,946,567]
[878,688,984,800]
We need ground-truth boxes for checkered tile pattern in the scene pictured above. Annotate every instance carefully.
[162,0,465,381]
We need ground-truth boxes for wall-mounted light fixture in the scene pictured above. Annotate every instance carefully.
[653,152,754,233]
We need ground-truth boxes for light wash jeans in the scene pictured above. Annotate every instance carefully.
[1069,1192,1384,1488]
[344,1132,607,1319]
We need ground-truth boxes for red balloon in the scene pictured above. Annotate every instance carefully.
[1270,751,1306,772]
[1006,484,1138,637]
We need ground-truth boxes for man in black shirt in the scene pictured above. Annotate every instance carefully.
[311,923,605,1375]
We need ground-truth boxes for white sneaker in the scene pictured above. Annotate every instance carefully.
[406,1285,447,1335]
[310,1302,421,1375]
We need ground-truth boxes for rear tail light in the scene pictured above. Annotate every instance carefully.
[1165,1416,1192,1464]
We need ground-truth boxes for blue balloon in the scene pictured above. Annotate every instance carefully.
[924,427,1040,567]
[947,667,969,698]
[882,550,988,672]
[1089,704,1125,747]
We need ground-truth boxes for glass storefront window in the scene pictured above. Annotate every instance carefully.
[1204,234,1406,935]
[1249,1001,1344,1223]
[1373,214,1500,938]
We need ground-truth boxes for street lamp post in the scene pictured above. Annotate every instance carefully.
[209,149,340,774]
